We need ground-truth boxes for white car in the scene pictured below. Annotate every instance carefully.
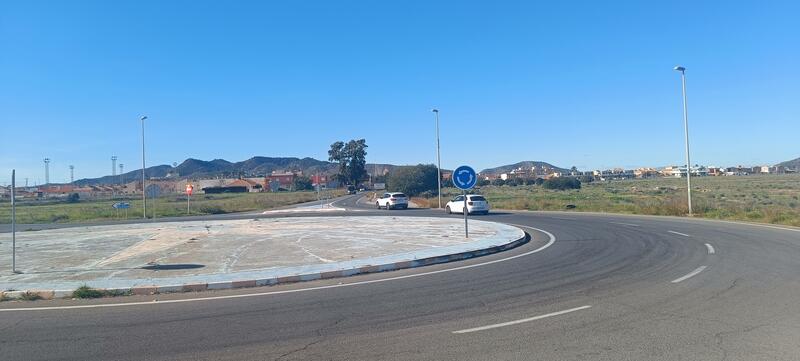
[376,192,409,210]
[445,194,490,215]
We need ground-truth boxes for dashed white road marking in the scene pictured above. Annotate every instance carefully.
[667,230,690,237]
[0,225,556,312]
[705,243,716,254]
[609,222,640,227]
[452,305,592,334]
[671,266,708,283]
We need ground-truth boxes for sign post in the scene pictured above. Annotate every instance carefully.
[452,165,477,238]
[186,183,194,215]
[112,202,131,220]
[11,170,17,273]
[145,184,161,220]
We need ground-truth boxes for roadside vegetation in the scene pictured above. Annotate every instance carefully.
[0,191,339,224]
[72,285,131,299]
[413,175,800,227]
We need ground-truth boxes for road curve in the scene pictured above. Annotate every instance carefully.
[2,194,800,360]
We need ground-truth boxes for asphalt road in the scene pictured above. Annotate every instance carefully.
[2,194,800,360]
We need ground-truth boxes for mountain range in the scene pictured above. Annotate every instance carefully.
[776,157,800,171]
[74,157,336,186]
[479,161,570,175]
[72,157,572,186]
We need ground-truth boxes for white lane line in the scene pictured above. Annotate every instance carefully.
[0,225,556,312]
[705,243,716,255]
[671,266,708,283]
[609,222,640,227]
[667,230,690,237]
[452,305,592,334]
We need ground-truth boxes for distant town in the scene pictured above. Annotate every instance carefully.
[2,161,798,201]
[485,164,797,182]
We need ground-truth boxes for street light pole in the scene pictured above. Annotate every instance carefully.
[674,66,693,216]
[432,108,442,209]
[140,115,148,219]
[11,169,17,273]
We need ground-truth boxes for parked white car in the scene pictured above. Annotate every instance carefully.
[376,192,409,210]
[445,194,490,215]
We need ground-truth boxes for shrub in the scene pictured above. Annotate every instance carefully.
[534,178,545,185]
[542,177,582,190]
[505,178,523,186]
[66,193,80,203]
[200,205,226,214]
[50,214,69,222]
[386,164,439,196]
[72,285,105,299]
[491,178,506,186]
[477,179,491,187]
[292,176,314,191]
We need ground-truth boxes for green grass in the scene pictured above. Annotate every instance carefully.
[0,190,341,224]
[420,175,800,227]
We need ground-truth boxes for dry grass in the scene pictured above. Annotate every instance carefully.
[419,175,800,227]
[0,190,342,224]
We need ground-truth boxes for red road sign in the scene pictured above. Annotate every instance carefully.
[186,184,194,196]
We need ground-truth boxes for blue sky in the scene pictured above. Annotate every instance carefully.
[1,1,798,185]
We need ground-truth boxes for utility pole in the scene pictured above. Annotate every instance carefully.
[11,170,17,273]
[69,165,74,184]
[112,156,118,176]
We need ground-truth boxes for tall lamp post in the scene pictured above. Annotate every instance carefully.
[674,66,693,216]
[432,108,442,209]
[140,115,148,219]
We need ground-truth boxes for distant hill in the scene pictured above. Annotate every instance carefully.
[71,157,574,186]
[480,161,571,175]
[74,156,337,186]
[72,156,407,186]
[776,157,800,170]
[74,165,175,186]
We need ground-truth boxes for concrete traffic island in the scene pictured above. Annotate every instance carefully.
[0,216,525,300]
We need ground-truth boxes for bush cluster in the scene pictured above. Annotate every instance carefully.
[386,164,439,196]
[542,177,582,190]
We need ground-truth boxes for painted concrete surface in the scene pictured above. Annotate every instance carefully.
[1,216,523,291]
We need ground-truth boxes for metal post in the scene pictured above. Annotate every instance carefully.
[11,170,17,273]
[433,109,442,209]
[187,193,190,215]
[675,66,693,216]
[317,173,321,208]
[140,116,147,219]
[463,189,469,238]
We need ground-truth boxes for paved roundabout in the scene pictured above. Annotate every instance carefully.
[2,194,800,360]
[1,216,524,296]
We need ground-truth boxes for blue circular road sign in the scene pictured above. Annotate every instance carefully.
[453,165,477,190]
